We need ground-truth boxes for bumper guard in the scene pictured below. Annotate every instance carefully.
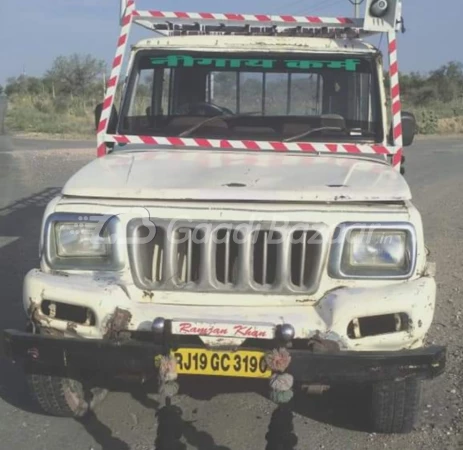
[2,329,446,383]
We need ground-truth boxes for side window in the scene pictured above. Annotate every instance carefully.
[129,68,154,116]
[239,73,263,113]
[358,73,375,124]
[160,69,171,115]
[289,74,323,115]
[209,72,238,113]
[265,73,289,115]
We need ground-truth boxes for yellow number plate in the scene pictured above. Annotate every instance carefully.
[171,348,271,379]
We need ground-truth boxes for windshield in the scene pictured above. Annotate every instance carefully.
[119,50,383,143]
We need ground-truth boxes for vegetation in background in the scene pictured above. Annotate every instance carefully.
[1,55,462,137]
[3,54,105,137]
[399,61,463,134]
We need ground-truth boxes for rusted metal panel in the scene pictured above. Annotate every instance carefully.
[104,308,132,339]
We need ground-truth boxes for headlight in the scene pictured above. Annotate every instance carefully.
[44,213,123,270]
[329,223,417,279]
[55,222,109,257]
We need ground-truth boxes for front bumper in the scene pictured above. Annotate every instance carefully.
[24,269,437,351]
[3,329,446,384]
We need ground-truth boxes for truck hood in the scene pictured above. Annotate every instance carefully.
[62,150,411,202]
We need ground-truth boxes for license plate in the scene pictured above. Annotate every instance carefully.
[171,348,272,379]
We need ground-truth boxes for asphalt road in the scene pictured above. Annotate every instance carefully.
[0,136,461,450]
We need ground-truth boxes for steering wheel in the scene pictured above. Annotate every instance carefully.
[176,101,234,117]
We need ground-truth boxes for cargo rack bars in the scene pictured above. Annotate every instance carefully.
[97,0,404,170]
[132,12,366,36]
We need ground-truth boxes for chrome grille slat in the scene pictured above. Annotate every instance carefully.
[262,231,268,285]
[277,228,291,288]
[163,226,176,286]
[199,228,214,287]
[186,228,193,283]
[237,228,252,288]
[128,219,325,295]
[224,229,230,284]
[152,228,164,283]
[299,231,307,287]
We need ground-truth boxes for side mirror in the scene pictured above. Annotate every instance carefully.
[401,111,416,147]
[388,111,416,148]
[94,103,119,134]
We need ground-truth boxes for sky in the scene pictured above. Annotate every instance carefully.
[0,0,462,85]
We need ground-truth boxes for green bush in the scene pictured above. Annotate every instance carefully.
[415,109,439,134]
[6,93,96,137]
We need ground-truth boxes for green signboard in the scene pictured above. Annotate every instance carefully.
[150,55,361,72]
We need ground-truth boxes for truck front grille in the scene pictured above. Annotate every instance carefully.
[128,219,324,294]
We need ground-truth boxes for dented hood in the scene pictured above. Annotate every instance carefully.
[62,150,411,202]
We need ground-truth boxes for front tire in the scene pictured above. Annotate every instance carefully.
[371,377,422,434]
[26,370,107,418]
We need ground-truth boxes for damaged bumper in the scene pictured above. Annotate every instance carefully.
[2,329,446,383]
[23,269,437,351]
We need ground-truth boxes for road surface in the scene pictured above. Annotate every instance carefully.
[0,136,461,450]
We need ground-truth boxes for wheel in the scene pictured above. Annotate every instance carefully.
[371,377,422,434]
[26,370,108,418]
[23,326,108,418]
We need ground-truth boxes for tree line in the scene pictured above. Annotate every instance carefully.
[2,54,106,99]
[2,55,107,136]
[400,61,463,107]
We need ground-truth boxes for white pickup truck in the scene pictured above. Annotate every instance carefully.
[3,0,445,435]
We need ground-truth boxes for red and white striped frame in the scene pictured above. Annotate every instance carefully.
[97,3,403,170]
[97,0,135,157]
[103,134,398,157]
[133,10,356,26]
[388,30,403,170]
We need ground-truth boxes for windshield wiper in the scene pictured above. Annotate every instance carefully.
[284,126,348,143]
[179,113,258,138]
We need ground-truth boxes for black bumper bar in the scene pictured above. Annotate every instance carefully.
[2,329,446,383]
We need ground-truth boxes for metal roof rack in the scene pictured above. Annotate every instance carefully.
[131,10,368,35]
[122,0,403,35]
[97,0,405,172]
